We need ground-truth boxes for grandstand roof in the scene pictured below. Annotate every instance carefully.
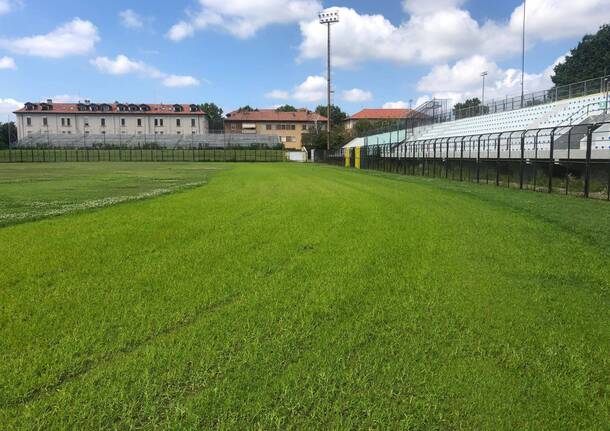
[226,109,326,122]
[349,109,414,120]
[14,102,208,116]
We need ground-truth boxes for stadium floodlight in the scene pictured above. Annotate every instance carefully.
[481,71,488,109]
[319,9,339,151]
[521,0,527,108]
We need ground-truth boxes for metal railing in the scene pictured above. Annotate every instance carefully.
[320,122,610,200]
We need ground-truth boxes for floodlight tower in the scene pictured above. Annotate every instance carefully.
[481,71,488,112]
[319,9,339,151]
[520,0,527,108]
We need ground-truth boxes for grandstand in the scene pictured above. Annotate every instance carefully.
[345,76,610,158]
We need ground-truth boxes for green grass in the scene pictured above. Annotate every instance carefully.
[0,163,609,430]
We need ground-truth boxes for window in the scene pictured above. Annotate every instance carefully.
[154,119,158,127]
[137,118,142,127]
[291,124,296,130]
[121,118,126,127]
[286,136,296,143]
[43,117,48,127]
[61,118,65,127]
[160,119,164,127]
[137,131,142,135]
[101,118,106,127]
[85,131,90,135]
[230,123,237,130]
[191,118,196,127]
[176,119,181,127]
[266,124,272,130]
[101,131,106,134]
[26,117,32,126]
[302,124,307,131]
[177,131,181,135]
[84,117,89,127]
[66,118,71,127]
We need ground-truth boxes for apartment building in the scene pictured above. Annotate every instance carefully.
[14,100,208,140]
[224,109,326,149]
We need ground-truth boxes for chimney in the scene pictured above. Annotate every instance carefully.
[47,99,52,104]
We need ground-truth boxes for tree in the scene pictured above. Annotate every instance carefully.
[275,105,297,112]
[315,104,347,127]
[552,24,610,86]
[0,122,17,149]
[236,105,257,112]
[453,98,482,119]
[200,102,224,131]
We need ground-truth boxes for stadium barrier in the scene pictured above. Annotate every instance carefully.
[0,148,286,163]
[319,123,610,201]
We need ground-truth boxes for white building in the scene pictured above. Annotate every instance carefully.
[14,100,209,141]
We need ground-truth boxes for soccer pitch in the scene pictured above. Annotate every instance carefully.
[1,163,609,429]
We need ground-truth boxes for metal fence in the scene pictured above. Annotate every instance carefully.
[319,123,610,200]
[14,132,282,149]
[0,148,286,163]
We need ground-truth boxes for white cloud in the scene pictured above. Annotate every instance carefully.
[91,55,200,88]
[0,98,23,120]
[382,101,409,109]
[162,75,201,87]
[0,56,16,69]
[402,0,466,15]
[265,89,290,100]
[292,75,326,102]
[119,9,144,29]
[341,88,373,103]
[508,0,610,41]
[298,1,610,68]
[416,54,566,106]
[167,0,322,41]
[267,75,327,103]
[0,18,100,58]
[0,0,11,15]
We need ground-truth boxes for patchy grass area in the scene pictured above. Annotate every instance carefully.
[0,163,218,226]
[0,163,609,430]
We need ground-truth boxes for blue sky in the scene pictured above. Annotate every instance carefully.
[1,0,609,119]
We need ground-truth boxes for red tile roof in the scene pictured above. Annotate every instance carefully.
[14,102,208,116]
[349,108,414,120]
[226,109,326,122]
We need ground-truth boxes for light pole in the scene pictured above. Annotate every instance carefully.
[520,0,527,108]
[481,71,488,113]
[319,9,339,151]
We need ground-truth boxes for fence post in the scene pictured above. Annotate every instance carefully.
[496,134,501,186]
[445,138,450,179]
[519,133,525,189]
[459,137,464,181]
[584,125,593,198]
[476,135,481,183]
[432,140,436,178]
[548,128,556,193]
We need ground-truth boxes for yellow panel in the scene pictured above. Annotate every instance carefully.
[345,149,350,167]
[355,147,361,169]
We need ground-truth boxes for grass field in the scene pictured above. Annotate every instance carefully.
[1,163,609,429]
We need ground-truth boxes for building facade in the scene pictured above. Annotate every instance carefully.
[224,109,326,150]
[344,108,413,131]
[14,101,208,140]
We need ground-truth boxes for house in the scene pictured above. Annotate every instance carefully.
[14,100,208,140]
[344,108,415,131]
[224,109,326,150]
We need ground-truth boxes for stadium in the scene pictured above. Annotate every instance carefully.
[1,1,609,430]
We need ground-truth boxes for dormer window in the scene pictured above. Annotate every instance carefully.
[116,104,127,112]
[90,103,99,112]
[25,102,37,111]
[173,104,184,112]
[139,104,150,112]
[100,104,111,112]
[129,104,140,112]
[189,104,199,112]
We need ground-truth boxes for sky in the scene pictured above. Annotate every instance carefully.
[1,0,610,120]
